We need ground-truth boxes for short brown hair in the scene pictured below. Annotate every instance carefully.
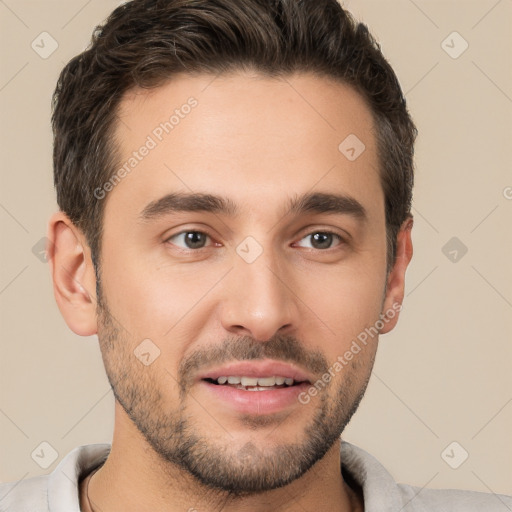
[52,0,416,274]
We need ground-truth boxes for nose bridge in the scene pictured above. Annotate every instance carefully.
[220,236,298,341]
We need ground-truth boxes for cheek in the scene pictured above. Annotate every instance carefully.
[299,259,386,345]
[100,246,223,344]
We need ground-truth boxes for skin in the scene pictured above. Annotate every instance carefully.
[48,71,413,512]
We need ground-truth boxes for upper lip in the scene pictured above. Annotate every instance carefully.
[199,360,313,383]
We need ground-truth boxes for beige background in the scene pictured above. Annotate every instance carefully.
[1,0,511,498]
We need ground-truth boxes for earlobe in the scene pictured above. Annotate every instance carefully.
[47,212,98,336]
[379,216,414,335]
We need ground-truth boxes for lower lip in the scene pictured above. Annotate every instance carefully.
[199,381,311,415]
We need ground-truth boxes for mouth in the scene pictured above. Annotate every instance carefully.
[196,360,314,415]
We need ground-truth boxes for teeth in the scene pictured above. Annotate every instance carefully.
[257,377,276,386]
[216,376,295,386]
[241,377,259,386]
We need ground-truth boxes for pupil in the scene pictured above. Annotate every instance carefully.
[312,233,332,249]
[186,232,206,249]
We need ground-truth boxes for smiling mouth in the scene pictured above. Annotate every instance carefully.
[202,375,310,391]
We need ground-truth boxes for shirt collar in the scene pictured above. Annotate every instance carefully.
[46,441,402,511]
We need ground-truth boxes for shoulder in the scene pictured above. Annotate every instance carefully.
[0,444,110,512]
[397,483,512,511]
[340,441,512,511]
[0,475,49,511]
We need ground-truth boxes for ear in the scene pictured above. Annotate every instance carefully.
[47,212,98,336]
[379,216,414,335]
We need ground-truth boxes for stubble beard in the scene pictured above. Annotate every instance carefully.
[95,290,375,495]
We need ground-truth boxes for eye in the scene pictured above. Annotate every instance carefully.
[166,230,213,250]
[295,231,344,250]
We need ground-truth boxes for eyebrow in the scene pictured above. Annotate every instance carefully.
[138,191,367,222]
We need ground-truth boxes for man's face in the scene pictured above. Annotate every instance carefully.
[96,72,391,492]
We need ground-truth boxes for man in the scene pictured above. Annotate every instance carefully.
[1,0,510,510]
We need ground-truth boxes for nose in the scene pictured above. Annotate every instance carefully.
[219,245,299,342]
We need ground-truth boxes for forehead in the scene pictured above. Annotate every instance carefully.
[107,71,382,224]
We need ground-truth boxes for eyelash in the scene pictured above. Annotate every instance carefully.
[165,229,346,251]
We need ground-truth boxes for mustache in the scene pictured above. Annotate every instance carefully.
[178,334,329,393]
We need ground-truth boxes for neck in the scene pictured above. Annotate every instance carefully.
[83,408,363,512]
